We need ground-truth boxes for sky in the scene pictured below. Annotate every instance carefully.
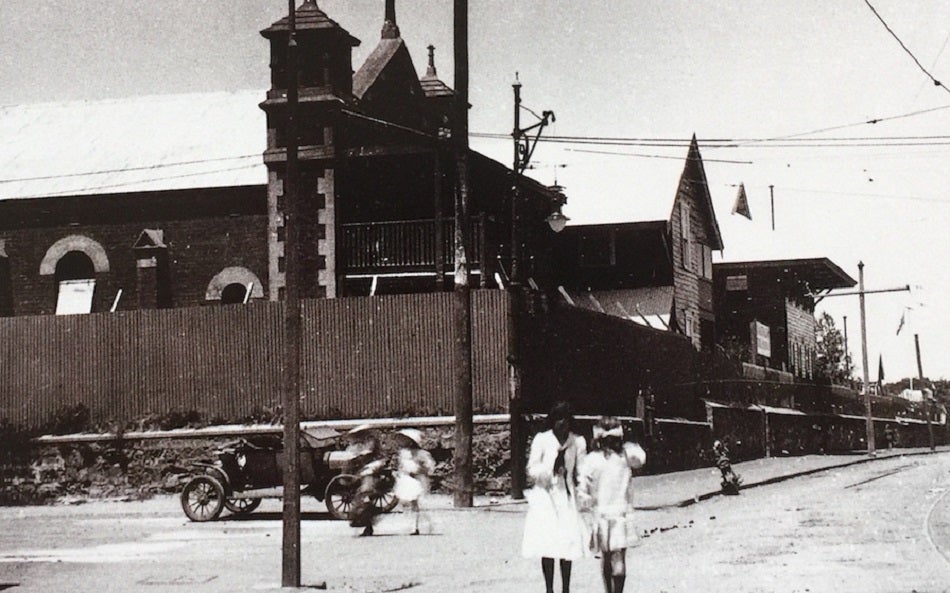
[1,1,949,381]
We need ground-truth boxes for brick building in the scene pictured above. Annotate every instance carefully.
[0,0,564,317]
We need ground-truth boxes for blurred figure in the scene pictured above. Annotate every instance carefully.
[345,425,387,536]
[393,428,436,535]
[713,438,742,495]
[578,417,646,593]
[522,401,588,593]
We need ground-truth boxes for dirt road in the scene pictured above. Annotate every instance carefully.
[0,451,948,592]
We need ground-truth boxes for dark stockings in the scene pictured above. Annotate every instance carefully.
[600,550,626,593]
[541,557,573,593]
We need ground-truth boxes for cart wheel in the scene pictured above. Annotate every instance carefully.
[325,474,358,520]
[180,475,226,522]
[371,487,399,514]
[224,497,261,516]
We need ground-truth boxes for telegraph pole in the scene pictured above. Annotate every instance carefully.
[915,334,935,452]
[858,262,873,455]
[452,0,474,509]
[281,0,302,586]
[508,79,555,499]
[820,263,909,456]
[508,77,525,499]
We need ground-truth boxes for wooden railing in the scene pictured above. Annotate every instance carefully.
[340,218,483,273]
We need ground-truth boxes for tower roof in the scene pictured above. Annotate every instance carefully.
[420,45,454,99]
[261,0,359,46]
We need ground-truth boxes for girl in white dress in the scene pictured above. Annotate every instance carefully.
[578,417,647,593]
[393,428,436,535]
[521,402,588,593]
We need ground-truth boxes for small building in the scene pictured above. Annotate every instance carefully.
[713,258,856,378]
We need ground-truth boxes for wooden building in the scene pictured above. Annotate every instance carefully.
[713,258,856,378]
[553,137,724,351]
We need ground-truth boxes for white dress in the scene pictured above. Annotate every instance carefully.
[578,442,647,552]
[521,430,589,560]
[393,448,435,503]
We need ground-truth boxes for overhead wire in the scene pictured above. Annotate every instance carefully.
[0,154,260,184]
[862,0,949,94]
[9,163,260,200]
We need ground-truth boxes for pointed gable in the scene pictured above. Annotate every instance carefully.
[352,0,426,129]
[675,135,723,250]
[132,229,166,249]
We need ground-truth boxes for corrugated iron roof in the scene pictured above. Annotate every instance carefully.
[714,257,857,289]
[0,90,268,201]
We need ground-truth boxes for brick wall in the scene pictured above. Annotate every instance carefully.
[0,186,268,315]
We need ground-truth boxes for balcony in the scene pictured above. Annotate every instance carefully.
[340,218,485,276]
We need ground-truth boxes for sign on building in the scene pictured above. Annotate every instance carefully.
[750,320,771,357]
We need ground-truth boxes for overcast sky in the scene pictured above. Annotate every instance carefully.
[2,1,949,381]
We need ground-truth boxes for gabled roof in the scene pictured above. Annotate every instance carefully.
[132,229,166,249]
[0,90,267,201]
[678,135,723,250]
[353,38,409,99]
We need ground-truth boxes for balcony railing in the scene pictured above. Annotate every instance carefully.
[340,218,484,274]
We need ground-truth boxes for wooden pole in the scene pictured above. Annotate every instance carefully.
[508,78,526,500]
[769,184,775,231]
[452,0,474,509]
[858,261,875,456]
[915,334,935,452]
[281,0,302,586]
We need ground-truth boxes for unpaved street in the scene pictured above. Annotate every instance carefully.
[0,451,948,593]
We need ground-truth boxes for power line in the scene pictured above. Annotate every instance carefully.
[742,184,950,205]
[566,147,753,164]
[471,103,950,147]
[471,132,950,149]
[0,154,260,184]
[863,0,949,94]
[9,163,260,200]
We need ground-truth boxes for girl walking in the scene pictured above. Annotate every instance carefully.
[393,428,436,535]
[521,402,589,593]
[578,416,647,593]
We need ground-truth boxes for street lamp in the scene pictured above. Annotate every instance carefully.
[508,76,558,499]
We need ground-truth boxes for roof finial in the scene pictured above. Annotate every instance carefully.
[382,0,400,39]
[426,45,437,77]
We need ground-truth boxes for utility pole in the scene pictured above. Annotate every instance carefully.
[769,184,775,231]
[915,333,935,452]
[858,262,873,456]
[508,77,525,499]
[452,0,474,509]
[281,0,302,586]
[843,315,850,382]
[820,263,909,457]
[508,78,555,499]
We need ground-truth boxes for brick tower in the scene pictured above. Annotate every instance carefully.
[260,1,360,300]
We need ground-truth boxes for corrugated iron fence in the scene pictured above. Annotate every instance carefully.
[0,290,510,428]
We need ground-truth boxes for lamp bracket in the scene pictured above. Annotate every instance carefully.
[515,110,555,175]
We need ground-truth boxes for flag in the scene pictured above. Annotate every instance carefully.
[896,309,906,335]
[732,183,751,219]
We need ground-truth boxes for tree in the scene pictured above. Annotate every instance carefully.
[815,312,853,385]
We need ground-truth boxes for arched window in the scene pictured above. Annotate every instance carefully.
[220,283,250,305]
[40,236,110,316]
[206,267,264,304]
[54,251,96,315]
